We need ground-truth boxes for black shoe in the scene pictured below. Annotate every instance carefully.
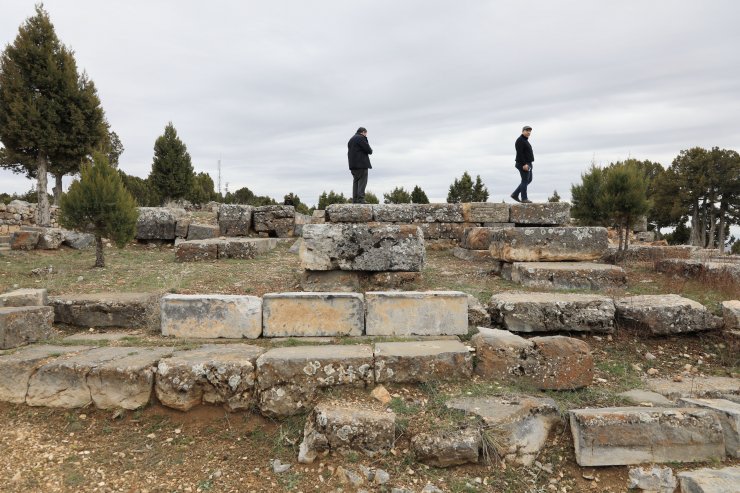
[510,193,521,203]
[521,199,533,203]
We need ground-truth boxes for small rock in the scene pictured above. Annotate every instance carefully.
[647,368,659,376]
[673,375,684,382]
[77,276,84,282]
[335,466,363,487]
[421,484,444,493]
[374,469,390,485]
[270,459,291,473]
[645,352,657,361]
[371,385,392,405]
[628,466,676,493]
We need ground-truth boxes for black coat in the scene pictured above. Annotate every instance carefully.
[348,133,373,170]
[515,135,534,168]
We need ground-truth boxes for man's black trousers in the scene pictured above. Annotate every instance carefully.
[351,169,368,204]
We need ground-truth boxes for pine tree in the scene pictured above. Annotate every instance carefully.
[571,164,608,225]
[446,172,475,203]
[548,190,561,202]
[383,187,412,204]
[598,162,650,252]
[410,185,430,204]
[317,190,348,209]
[472,175,489,202]
[60,153,138,267]
[148,122,195,203]
[188,172,217,205]
[119,171,158,206]
[0,5,106,224]
[363,191,380,204]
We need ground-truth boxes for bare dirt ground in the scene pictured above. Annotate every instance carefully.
[0,242,738,493]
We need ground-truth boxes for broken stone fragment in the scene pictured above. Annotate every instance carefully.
[411,428,481,467]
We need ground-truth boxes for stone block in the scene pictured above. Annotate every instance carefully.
[412,203,464,223]
[411,428,482,467]
[618,389,674,407]
[471,328,532,378]
[628,467,677,493]
[721,300,739,330]
[365,291,468,336]
[646,377,740,401]
[161,294,262,339]
[446,395,561,466]
[36,228,64,249]
[615,294,723,335]
[510,262,627,290]
[451,247,503,270]
[300,270,361,292]
[311,209,326,224]
[10,231,39,250]
[253,205,295,237]
[0,306,54,349]
[298,402,396,463]
[570,407,726,466]
[462,227,506,250]
[50,292,156,328]
[509,202,570,225]
[262,292,364,337]
[255,345,373,417]
[186,223,219,240]
[489,227,608,262]
[0,288,48,307]
[175,239,218,262]
[362,271,421,289]
[136,207,177,240]
[606,245,697,262]
[419,222,468,240]
[218,204,253,236]
[462,202,509,223]
[373,340,473,383]
[62,230,95,249]
[155,344,264,411]
[678,398,740,458]
[657,259,740,284]
[488,292,616,333]
[300,223,425,272]
[0,345,89,403]
[372,204,415,222]
[467,294,491,327]
[678,466,740,493]
[174,218,190,238]
[217,237,277,259]
[325,204,373,222]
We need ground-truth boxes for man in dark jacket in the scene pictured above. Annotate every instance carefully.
[511,125,534,203]
[347,127,372,204]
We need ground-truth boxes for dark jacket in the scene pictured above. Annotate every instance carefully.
[348,133,373,170]
[515,134,534,168]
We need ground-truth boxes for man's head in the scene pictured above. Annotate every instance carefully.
[357,127,367,136]
[522,126,532,137]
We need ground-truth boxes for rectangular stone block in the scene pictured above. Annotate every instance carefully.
[0,345,90,403]
[722,300,740,330]
[0,288,48,307]
[372,204,415,222]
[365,291,468,336]
[489,227,608,262]
[253,205,295,237]
[413,203,464,223]
[262,292,364,337]
[419,222,469,240]
[218,204,253,236]
[218,237,277,259]
[0,306,54,349]
[462,227,509,250]
[373,340,473,383]
[36,228,64,249]
[325,204,373,222]
[510,262,627,290]
[161,294,262,339]
[174,218,190,238]
[300,223,425,272]
[50,292,156,328]
[300,270,361,292]
[175,239,218,262]
[678,466,740,493]
[509,202,570,225]
[462,202,509,223]
[186,223,219,240]
[678,398,740,458]
[570,407,726,466]
[616,294,723,335]
[10,231,39,250]
[136,207,178,240]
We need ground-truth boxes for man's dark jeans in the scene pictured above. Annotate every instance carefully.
[351,169,368,203]
[513,165,533,201]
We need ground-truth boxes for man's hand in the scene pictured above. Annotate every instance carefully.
[523,164,530,171]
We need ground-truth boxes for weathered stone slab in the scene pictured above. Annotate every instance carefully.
[10,231,39,250]
[510,262,627,290]
[628,466,677,493]
[467,294,491,327]
[373,340,472,383]
[365,291,467,336]
[262,292,364,337]
[472,328,593,389]
[615,295,723,335]
[218,237,277,259]
[451,247,503,269]
[721,300,739,330]
[419,222,468,240]
[412,203,464,223]
[161,294,262,339]
[657,259,740,284]
[63,331,139,342]
[136,207,177,240]
[678,398,740,458]
[509,202,570,225]
[36,228,64,249]
[411,428,481,468]
[300,270,361,292]
[50,292,156,328]
[298,402,395,463]
[186,223,219,241]
[174,218,190,238]
[646,377,740,401]
[446,395,561,466]
[372,204,415,222]
[155,344,265,411]
[256,345,373,417]
[300,223,425,272]
[0,345,89,403]
[0,288,48,307]
[488,292,616,333]
[311,209,326,224]
[175,239,218,262]
[325,204,373,223]
[0,306,54,349]
[462,227,507,250]
[462,202,509,223]
[253,205,295,237]
[678,466,740,493]
[489,227,608,262]
[570,407,726,466]
[362,271,421,289]
[218,204,253,236]
[62,230,95,249]
[605,245,696,262]
[618,389,674,407]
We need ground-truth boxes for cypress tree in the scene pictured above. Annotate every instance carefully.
[149,122,195,203]
[410,185,430,204]
[472,175,489,202]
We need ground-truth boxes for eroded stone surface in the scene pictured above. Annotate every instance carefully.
[63,230,95,249]
[253,205,295,237]
[186,223,219,241]
[461,203,509,223]
[657,259,740,284]
[618,389,674,407]
[373,340,473,383]
[489,292,616,333]
[615,294,723,335]
[300,270,361,292]
[678,466,740,493]
[325,204,374,223]
[467,295,491,327]
[136,207,179,240]
[161,294,262,339]
[489,227,608,262]
[372,204,415,223]
[570,407,725,466]
[678,398,740,458]
[722,300,740,330]
[646,377,739,400]
[175,239,218,262]
[262,292,364,337]
[217,237,277,259]
[0,306,54,349]
[365,291,468,336]
[509,203,570,225]
[0,288,48,307]
[462,227,509,250]
[10,231,39,250]
[51,293,156,328]
[412,203,464,223]
[510,262,627,290]
[411,428,481,468]
[36,228,64,249]
[218,204,253,236]
[628,466,677,493]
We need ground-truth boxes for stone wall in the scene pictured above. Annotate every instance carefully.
[0,201,60,233]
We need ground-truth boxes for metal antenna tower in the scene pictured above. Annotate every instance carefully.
[217,156,222,195]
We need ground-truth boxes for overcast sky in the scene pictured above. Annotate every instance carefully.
[1,1,739,206]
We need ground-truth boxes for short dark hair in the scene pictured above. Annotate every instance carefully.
[522,126,532,131]
[357,127,367,134]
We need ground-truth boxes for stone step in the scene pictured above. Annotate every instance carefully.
[569,407,726,466]
[0,305,54,349]
[50,292,156,328]
[185,223,219,241]
[678,466,740,493]
[507,262,627,290]
[373,340,472,383]
[365,291,468,336]
[488,291,616,333]
[161,294,262,339]
[490,226,608,262]
[262,292,364,337]
[509,202,570,225]
[615,294,723,335]
[677,398,740,458]
[175,237,277,262]
[0,288,48,307]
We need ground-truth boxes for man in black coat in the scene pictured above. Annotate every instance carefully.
[511,125,534,203]
[347,127,372,204]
